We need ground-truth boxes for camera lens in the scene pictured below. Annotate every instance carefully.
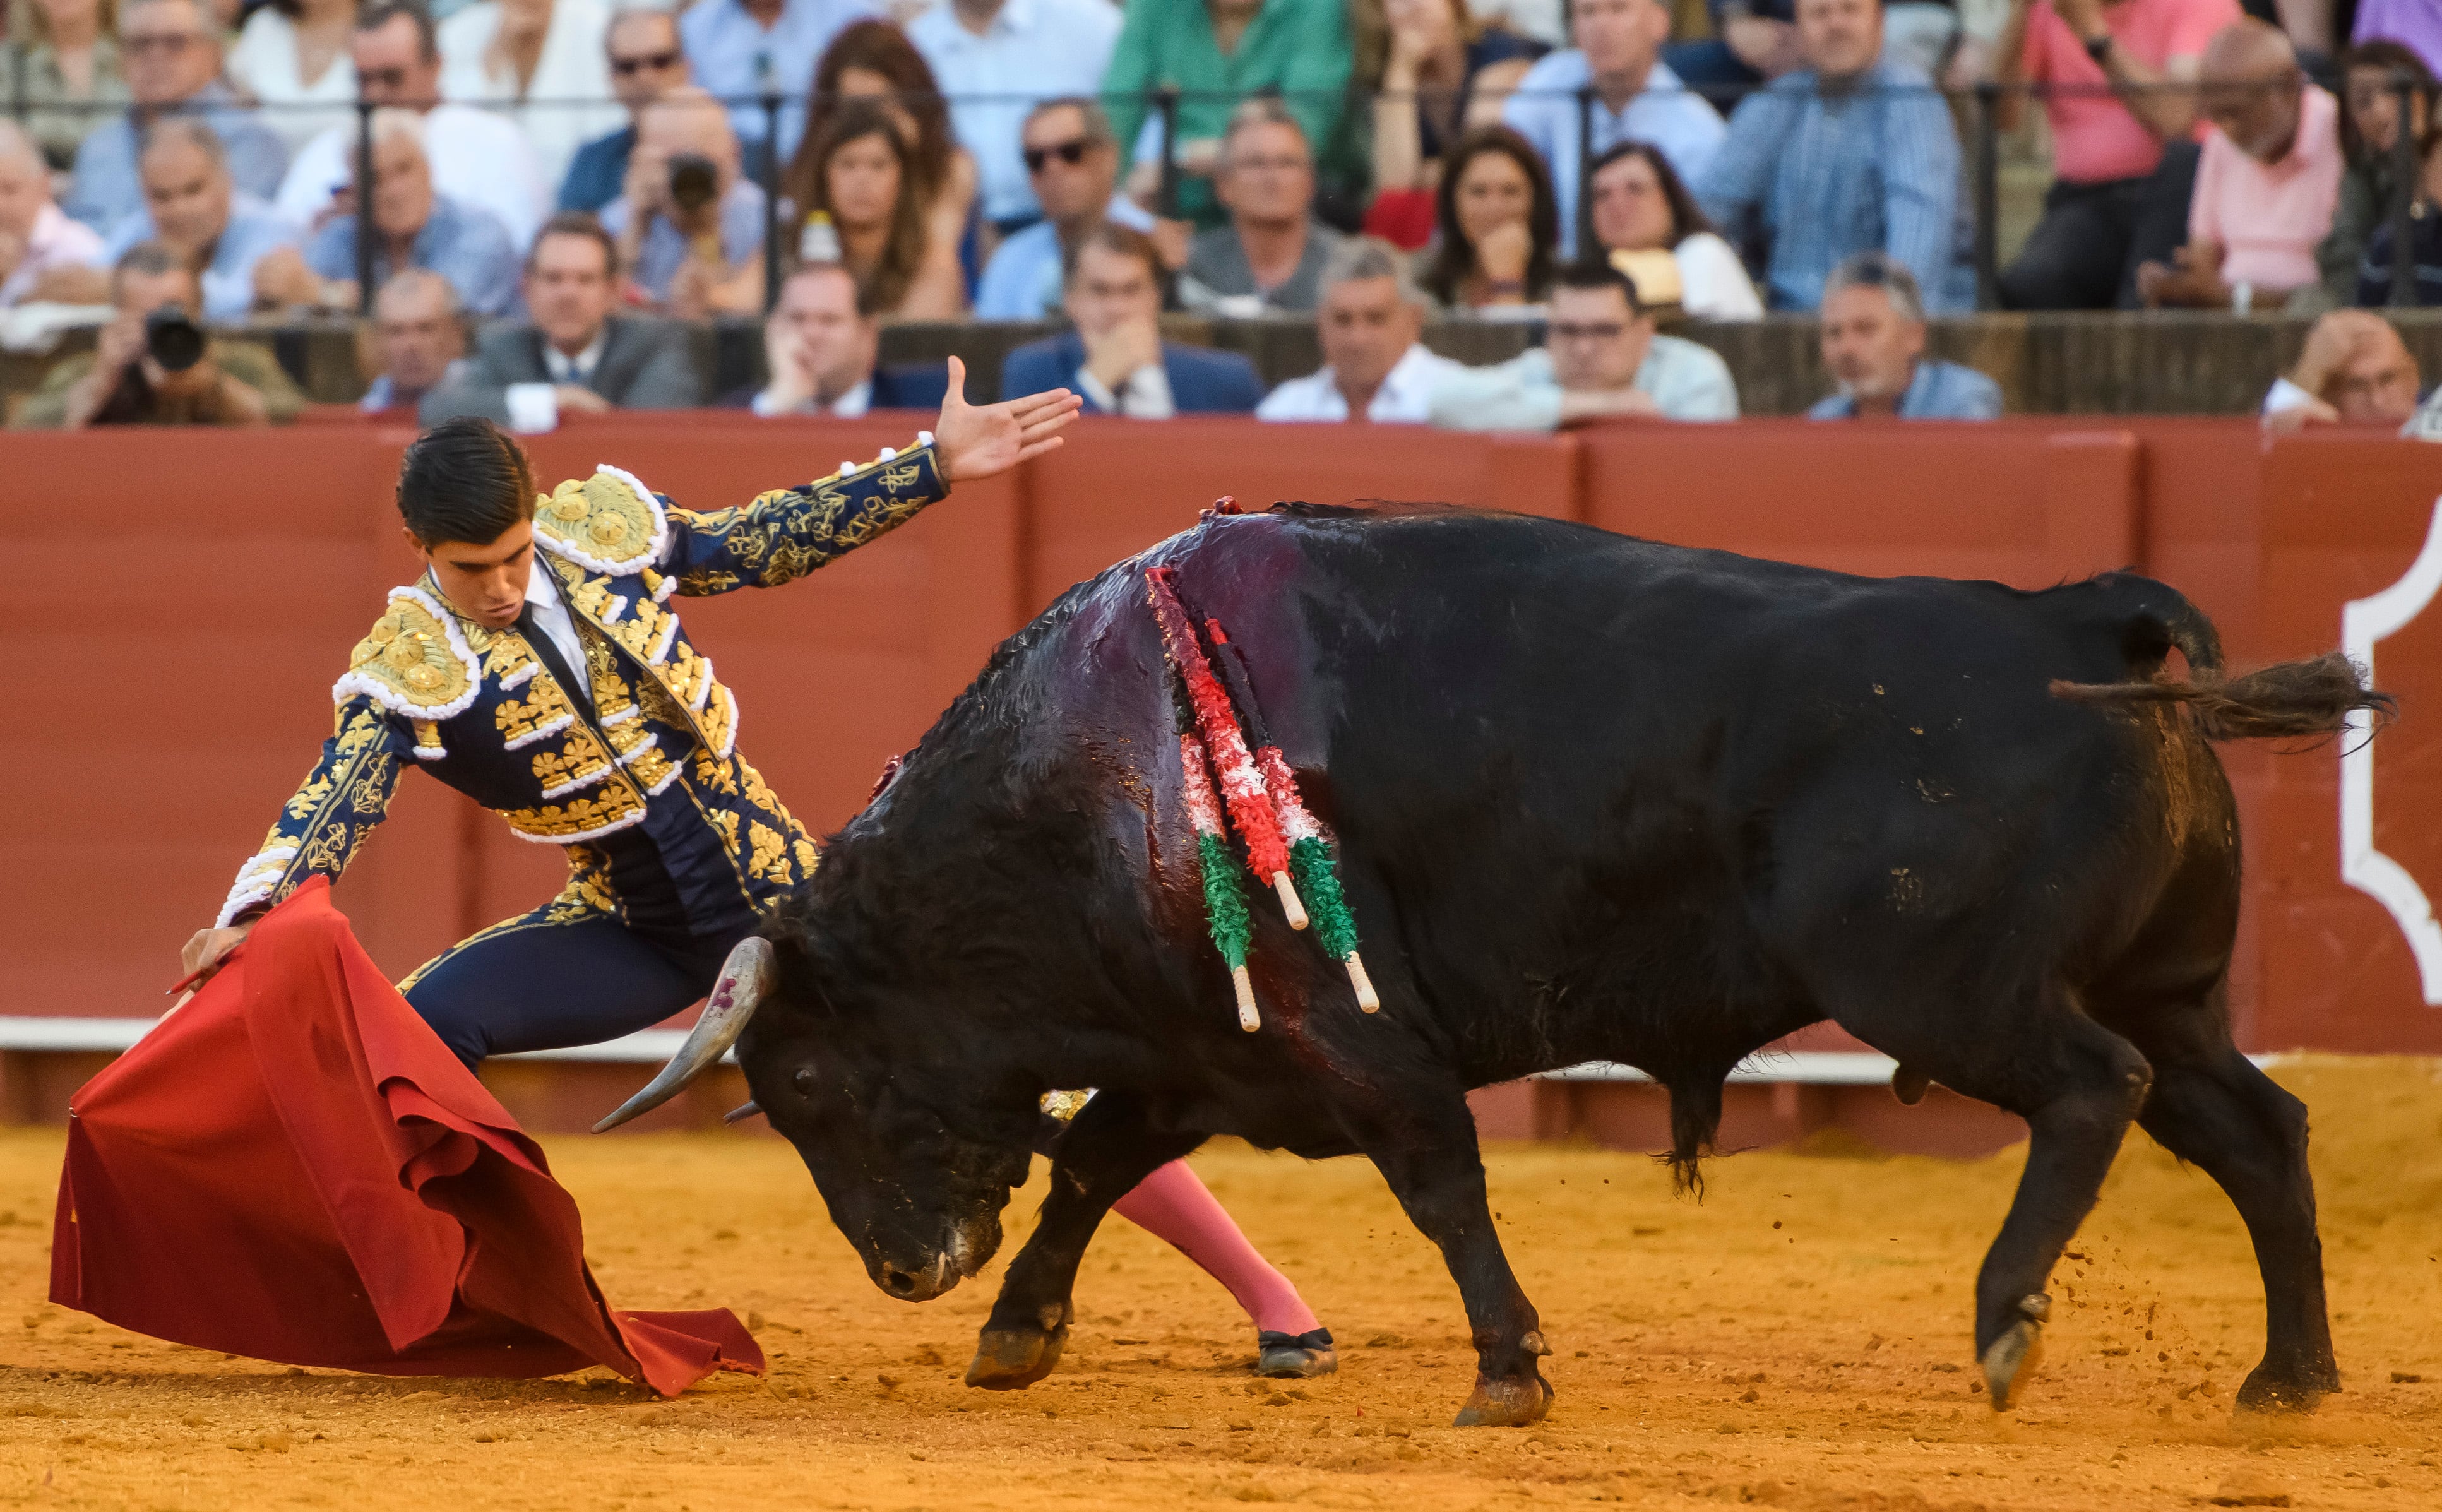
[669,153,719,213]
[143,304,206,373]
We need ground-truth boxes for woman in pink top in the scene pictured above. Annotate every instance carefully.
[1990,0,2240,308]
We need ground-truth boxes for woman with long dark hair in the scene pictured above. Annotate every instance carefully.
[1584,140,1760,321]
[2324,39,2439,308]
[1417,123,1555,316]
[787,19,979,298]
[782,100,966,319]
[1358,0,1545,249]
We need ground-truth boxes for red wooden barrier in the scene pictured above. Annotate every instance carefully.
[8,415,2441,1077]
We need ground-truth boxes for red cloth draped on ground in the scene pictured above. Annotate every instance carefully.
[49,879,763,1396]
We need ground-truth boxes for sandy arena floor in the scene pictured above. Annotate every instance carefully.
[3,1056,2440,1509]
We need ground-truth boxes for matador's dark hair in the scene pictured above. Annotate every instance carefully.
[398,415,535,547]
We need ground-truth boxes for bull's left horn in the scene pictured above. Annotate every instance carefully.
[593,937,773,1133]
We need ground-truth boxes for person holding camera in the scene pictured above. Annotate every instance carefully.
[600,85,765,319]
[11,241,304,429]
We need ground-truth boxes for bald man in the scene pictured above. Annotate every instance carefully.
[2136,20,2342,310]
[90,117,301,322]
[2263,310,2421,433]
[0,121,104,306]
[599,85,766,319]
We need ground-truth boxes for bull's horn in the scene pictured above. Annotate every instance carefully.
[593,937,773,1133]
[722,1100,763,1124]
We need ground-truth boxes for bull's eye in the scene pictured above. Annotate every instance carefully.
[792,1067,815,1096]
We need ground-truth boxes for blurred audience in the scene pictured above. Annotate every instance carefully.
[1363,0,1546,249]
[1992,0,2236,311]
[2354,123,2442,307]
[2323,40,2436,309]
[908,0,1123,234]
[1257,235,1462,422]
[2263,308,2420,431]
[276,1,549,249]
[1427,257,1737,429]
[559,3,692,214]
[1505,0,1724,255]
[1105,0,1355,227]
[358,267,465,413]
[1179,100,1343,317]
[229,0,360,150]
[438,0,622,189]
[680,0,876,162]
[1697,0,1962,313]
[975,97,1153,320]
[796,21,977,305]
[263,109,520,314]
[1585,140,1760,319]
[729,260,950,413]
[1808,252,2000,419]
[1415,123,1556,316]
[64,0,290,232]
[0,120,105,306]
[1662,0,1801,92]
[2136,21,2340,309]
[1,0,130,173]
[1002,222,1264,415]
[602,85,765,317]
[14,241,302,428]
[83,118,301,321]
[784,98,965,317]
[420,211,706,427]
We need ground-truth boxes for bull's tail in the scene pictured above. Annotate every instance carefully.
[2051,653,2395,742]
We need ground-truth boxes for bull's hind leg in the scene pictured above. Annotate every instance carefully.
[2129,1033,2338,1410]
[1840,994,2152,1410]
[966,1092,1200,1391]
[1346,1086,1552,1427]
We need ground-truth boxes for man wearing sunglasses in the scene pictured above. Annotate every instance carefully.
[974,97,1156,320]
[63,0,291,232]
[273,1,549,249]
[557,6,693,217]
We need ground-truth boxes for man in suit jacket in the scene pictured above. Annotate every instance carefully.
[1001,223,1263,418]
[421,211,706,429]
[722,263,952,415]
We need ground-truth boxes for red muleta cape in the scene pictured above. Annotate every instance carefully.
[49,879,763,1396]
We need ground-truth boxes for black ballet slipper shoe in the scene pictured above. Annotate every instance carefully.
[1254,1328,1338,1378]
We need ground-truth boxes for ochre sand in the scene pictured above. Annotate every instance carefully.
[4,1056,2441,1509]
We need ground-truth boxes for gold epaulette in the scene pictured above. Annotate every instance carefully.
[534,464,669,577]
[333,585,481,720]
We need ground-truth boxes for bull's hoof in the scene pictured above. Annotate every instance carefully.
[2236,1362,2339,1414]
[1255,1328,1337,1379]
[965,1323,1067,1390]
[1452,1372,1552,1428]
[1979,1293,2050,1412]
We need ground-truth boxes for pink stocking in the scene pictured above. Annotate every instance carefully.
[1110,1158,1320,1336]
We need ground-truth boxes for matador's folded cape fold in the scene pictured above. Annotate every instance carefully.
[49,879,763,1395]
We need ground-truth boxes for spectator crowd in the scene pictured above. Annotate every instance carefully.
[0,0,2430,431]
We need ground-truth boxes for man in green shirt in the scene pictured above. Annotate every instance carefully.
[1104,0,1354,226]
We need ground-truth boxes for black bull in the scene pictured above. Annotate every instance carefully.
[602,504,2390,1427]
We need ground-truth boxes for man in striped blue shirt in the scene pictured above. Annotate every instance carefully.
[1693,0,1962,313]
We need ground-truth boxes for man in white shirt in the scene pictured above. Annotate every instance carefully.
[730,261,952,415]
[1429,259,1739,430]
[0,121,104,306]
[275,1,549,249]
[1503,0,1727,255]
[1256,237,1465,425]
[907,0,1123,233]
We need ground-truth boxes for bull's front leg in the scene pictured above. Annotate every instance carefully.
[966,1091,1201,1390]
[1350,1091,1553,1427]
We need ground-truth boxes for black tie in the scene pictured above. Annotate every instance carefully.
[515,605,595,716]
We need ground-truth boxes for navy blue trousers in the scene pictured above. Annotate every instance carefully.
[401,908,738,1070]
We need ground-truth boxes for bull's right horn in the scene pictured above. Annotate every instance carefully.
[593,936,773,1133]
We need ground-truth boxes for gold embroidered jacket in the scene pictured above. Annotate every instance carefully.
[217,436,948,933]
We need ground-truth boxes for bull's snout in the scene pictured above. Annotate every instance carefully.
[873,1252,960,1302]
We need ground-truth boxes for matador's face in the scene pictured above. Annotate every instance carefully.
[413,518,536,630]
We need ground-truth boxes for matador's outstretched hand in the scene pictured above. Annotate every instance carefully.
[931,356,1083,484]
